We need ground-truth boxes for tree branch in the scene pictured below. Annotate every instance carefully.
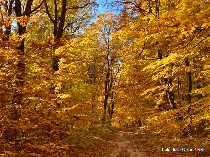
[133,1,146,16]
[24,0,33,16]
[55,0,67,40]
[138,43,145,57]
[30,0,45,14]
[63,13,87,32]
[66,2,95,11]
[182,29,203,49]
[44,1,55,23]
[193,33,210,48]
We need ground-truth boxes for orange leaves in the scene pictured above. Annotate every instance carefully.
[16,16,30,27]
[4,16,13,27]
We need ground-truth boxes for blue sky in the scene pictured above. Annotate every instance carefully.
[96,0,121,15]
[90,0,110,23]
[97,0,107,14]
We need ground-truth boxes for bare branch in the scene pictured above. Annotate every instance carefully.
[66,2,96,11]
[193,33,210,48]
[138,43,145,57]
[30,0,45,14]
[132,1,146,16]
[44,1,55,23]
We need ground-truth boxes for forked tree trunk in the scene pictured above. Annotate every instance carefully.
[13,0,33,116]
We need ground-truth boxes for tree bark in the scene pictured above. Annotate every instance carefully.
[148,0,152,13]
[185,57,192,104]
[3,0,14,41]
[158,50,176,109]
[184,57,193,136]
[155,0,160,15]
[102,67,110,124]
[109,91,115,121]
[4,0,33,146]
[164,77,176,109]
[55,0,67,40]
[13,0,33,110]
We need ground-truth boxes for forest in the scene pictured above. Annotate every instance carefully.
[0,0,210,156]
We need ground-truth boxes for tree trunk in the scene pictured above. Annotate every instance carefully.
[164,77,176,109]
[102,68,110,124]
[13,0,33,112]
[3,0,14,41]
[155,0,160,15]
[55,0,67,40]
[178,76,181,99]
[158,50,176,109]
[148,0,152,13]
[109,91,115,122]
[185,57,192,136]
[5,0,33,147]
[185,57,192,104]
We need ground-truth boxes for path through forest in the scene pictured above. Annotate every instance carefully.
[75,129,153,157]
[109,130,148,157]
[73,127,209,157]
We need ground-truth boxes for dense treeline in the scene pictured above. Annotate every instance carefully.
[0,0,209,156]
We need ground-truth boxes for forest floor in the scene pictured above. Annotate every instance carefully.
[69,128,210,157]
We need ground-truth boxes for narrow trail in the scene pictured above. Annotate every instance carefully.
[76,129,209,157]
[75,129,153,157]
[108,130,148,157]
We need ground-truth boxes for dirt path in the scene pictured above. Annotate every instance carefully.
[74,129,149,157]
[73,129,210,157]
[108,130,148,157]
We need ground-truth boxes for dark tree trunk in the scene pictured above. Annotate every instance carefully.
[185,57,193,136]
[102,68,110,124]
[185,57,192,104]
[155,0,160,15]
[178,76,181,99]
[53,0,67,71]
[3,0,14,41]
[158,50,176,109]
[165,78,176,109]
[13,0,33,110]
[44,0,67,72]
[44,0,67,106]
[4,0,33,147]
[55,0,67,40]
[110,91,115,120]
[53,0,58,37]
[148,0,152,13]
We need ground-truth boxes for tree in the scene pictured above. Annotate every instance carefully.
[111,0,210,137]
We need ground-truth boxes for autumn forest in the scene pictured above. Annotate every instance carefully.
[0,0,210,156]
